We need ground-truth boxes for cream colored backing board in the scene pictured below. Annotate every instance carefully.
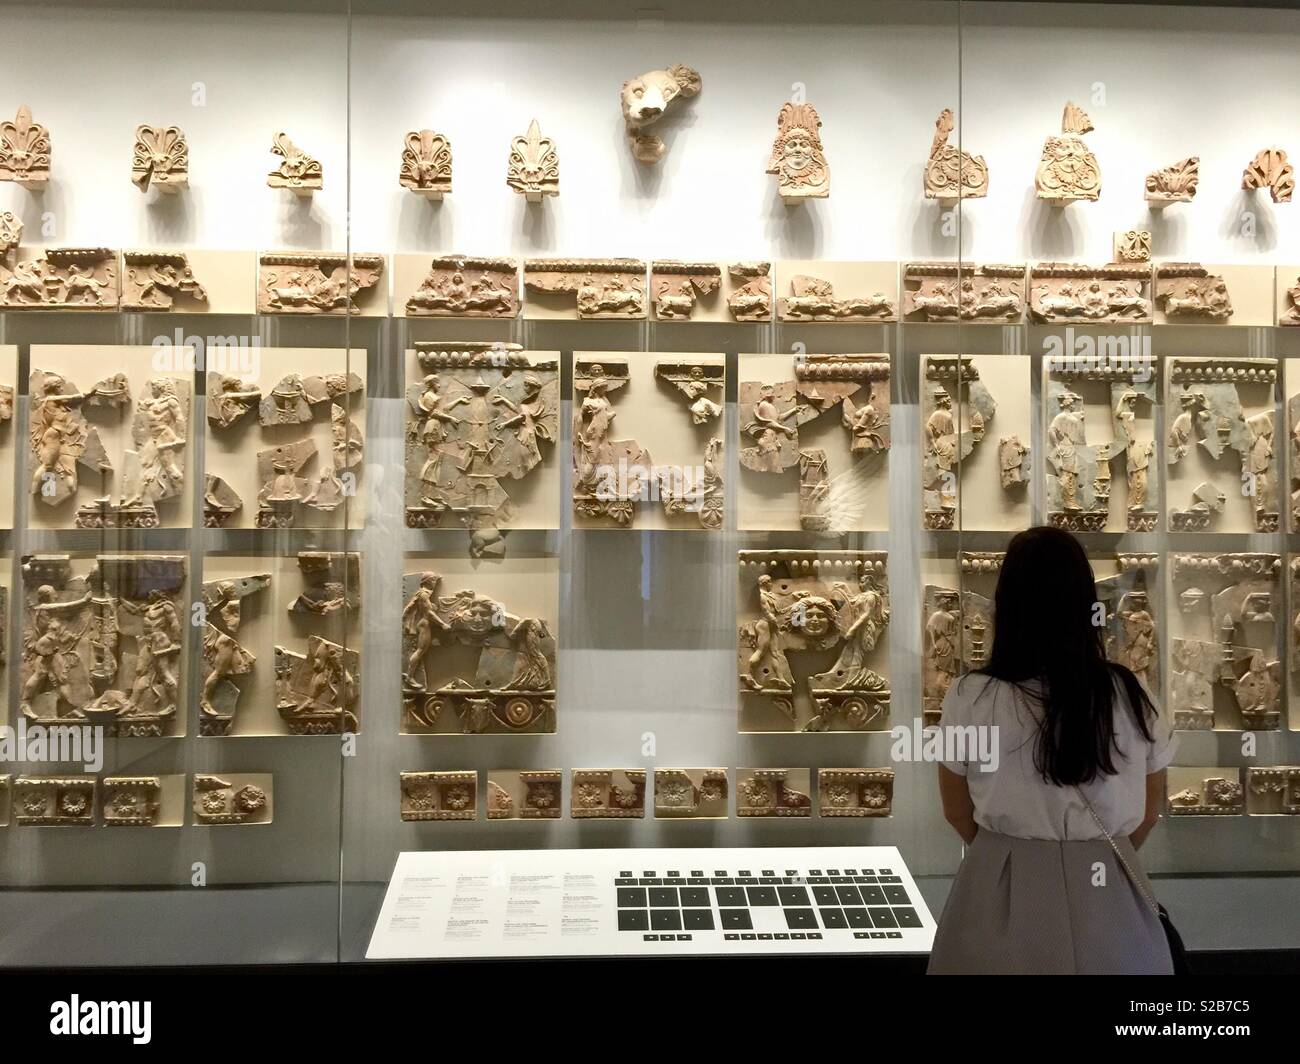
[0,348,17,529]
[1290,555,1300,732]
[201,554,360,737]
[1165,358,1275,534]
[203,347,367,529]
[572,351,725,532]
[28,346,195,529]
[103,774,187,827]
[192,773,274,826]
[773,261,899,322]
[404,347,559,530]
[923,355,1029,532]
[126,250,257,315]
[738,352,888,532]
[1277,266,1300,326]
[401,552,559,736]
[1152,265,1274,327]
[1287,360,1300,535]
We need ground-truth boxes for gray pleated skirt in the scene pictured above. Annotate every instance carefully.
[927,829,1174,975]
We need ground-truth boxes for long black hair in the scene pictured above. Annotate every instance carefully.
[980,525,1156,786]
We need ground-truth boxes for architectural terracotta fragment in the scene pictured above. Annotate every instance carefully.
[653,768,728,819]
[621,65,701,164]
[651,260,721,319]
[524,258,645,318]
[727,261,773,322]
[506,119,558,201]
[121,251,207,310]
[400,129,452,198]
[767,102,829,202]
[0,216,118,309]
[569,769,646,818]
[193,774,272,824]
[202,474,242,527]
[1145,156,1198,205]
[406,255,518,317]
[267,131,322,194]
[206,373,261,429]
[735,769,811,817]
[778,274,895,322]
[0,105,50,189]
[257,252,384,315]
[1154,263,1233,322]
[14,776,94,826]
[487,770,562,820]
[1242,147,1293,203]
[923,109,987,201]
[1245,766,1300,815]
[904,263,1024,323]
[1029,262,1151,323]
[199,573,271,736]
[922,556,998,726]
[817,768,895,817]
[1113,230,1151,263]
[131,125,187,192]
[1167,769,1244,816]
[1035,101,1100,202]
[1280,271,1300,326]
[102,776,162,826]
[400,771,477,821]
[1096,553,1160,696]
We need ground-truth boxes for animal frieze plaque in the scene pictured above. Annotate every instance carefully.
[768,101,829,202]
[1145,156,1198,205]
[653,768,728,819]
[1029,263,1151,323]
[817,768,895,817]
[131,125,187,192]
[570,769,646,819]
[1035,101,1100,202]
[257,252,384,315]
[778,274,895,323]
[924,109,988,201]
[524,258,645,319]
[0,105,50,189]
[1154,264,1233,322]
[735,769,811,817]
[406,255,518,317]
[1044,360,1158,532]
[904,263,1025,323]
[651,260,721,319]
[20,553,187,737]
[727,261,773,322]
[506,119,558,201]
[401,570,556,735]
[621,65,701,164]
[400,129,452,198]
[121,251,207,311]
[405,342,558,542]
[401,771,477,822]
[740,353,890,533]
[267,132,322,194]
[487,770,562,821]
[1167,358,1278,533]
[1,237,119,311]
[738,550,891,733]
[1242,148,1293,204]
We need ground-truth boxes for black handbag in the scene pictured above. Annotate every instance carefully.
[1157,903,1191,975]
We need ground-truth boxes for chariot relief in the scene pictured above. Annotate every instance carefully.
[904,263,1024,323]
[524,258,645,319]
[923,109,988,201]
[621,65,701,164]
[1170,553,1280,731]
[740,354,889,532]
[400,129,452,198]
[738,550,890,733]
[20,553,186,737]
[1029,262,1152,323]
[735,769,811,817]
[767,101,829,202]
[1044,359,1157,532]
[818,769,895,817]
[1166,358,1277,533]
[487,770,562,820]
[1145,156,1198,205]
[257,252,384,315]
[400,771,477,822]
[570,770,646,819]
[131,125,187,192]
[506,119,558,200]
[267,132,322,193]
[405,256,518,317]
[405,342,558,549]
[0,105,50,188]
[1242,147,1293,203]
[1035,101,1100,202]
[401,570,556,735]
[653,768,728,819]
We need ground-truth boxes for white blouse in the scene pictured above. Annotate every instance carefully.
[938,672,1177,840]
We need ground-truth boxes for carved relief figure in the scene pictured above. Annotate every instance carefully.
[778,274,895,322]
[524,259,645,319]
[28,370,109,510]
[1035,101,1100,202]
[400,129,452,197]
[651,261,721,319]
[1096,555,1160,696]
[738,551,890,733]
[1029,263,1152,324]
[257,253,384,315]
[0,218,118,309]
[406,256,518,317]
[0,105,50,188]
[401,571,556,735]
[904,263,1024,323]
[131,125,187,192]
[1155,264,1233,322]
[267,132,322,192]
[506,119,558,200]
[20,553,187,737]
[621,65,701,163]
[199,574,270,735]
[1242,147,1294,203]
[1167,358,1277,533]
[404,343,558,548]
[923,109,988,200]
[1281,273,1300,326]
[767,102,829,201]
[727,262,773,322]
[121,252,207,311]
[1145,156,1198,205]
[740,354,890,532]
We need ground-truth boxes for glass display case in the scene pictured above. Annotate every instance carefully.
[0,0,1297,967]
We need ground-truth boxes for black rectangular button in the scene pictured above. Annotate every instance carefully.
[720,909,753,930]
[741,933,756,941]
[679,887,710,907]
[887,931,902,939]
[835,886,863,905]
[683,909,714,931]
[819,908,847,929]
[784,908,818,930]
[845,908,871,928]
[813,886,838,906]
[758,933,773,940]
[791,933,807,940]
[869,907,898,929]
[650,909,682,931]
[724,933,739,941]
[715,887,746,907]
[648,887,678,907]
[618,910,649,931]
[893,907,922,928]
[884,885,910,905]
[746,886,779,906]
[617,887,647,908]
[778,886,811,906]
[859,886,887,905]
